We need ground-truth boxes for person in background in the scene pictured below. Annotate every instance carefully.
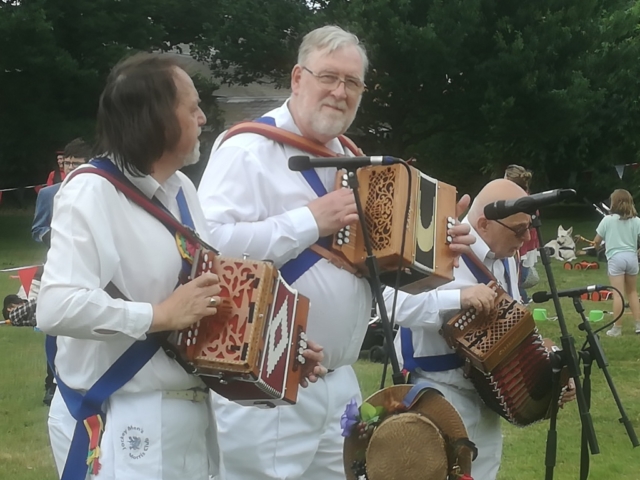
[46,151,66,186]
[594,189,640,336]
[33,139,92,246]
[504,164,539,303]
[2,268,53,404]
[3,294,28,323]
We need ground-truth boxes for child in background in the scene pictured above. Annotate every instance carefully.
[594,189,640,336]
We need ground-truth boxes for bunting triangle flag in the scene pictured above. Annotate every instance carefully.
[17,266,38,296]
[615,164,625,179]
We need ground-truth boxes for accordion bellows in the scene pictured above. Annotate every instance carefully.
[443,282,559,426]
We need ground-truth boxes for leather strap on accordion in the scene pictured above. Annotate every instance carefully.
[221,117,361,283]
[309,243,360,277]
[222,120,363,158]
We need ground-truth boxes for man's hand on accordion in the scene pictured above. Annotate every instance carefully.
[447,194,476,267]
[298,339,327,388]
[308,188,358,237]
[150,272,222,333]
[460,284,497,314]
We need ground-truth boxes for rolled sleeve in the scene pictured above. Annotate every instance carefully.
[284,206,319,248]
[435,289,461,311]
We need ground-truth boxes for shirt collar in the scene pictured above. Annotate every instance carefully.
[110,159,182,201]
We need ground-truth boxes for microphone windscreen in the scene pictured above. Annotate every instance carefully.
[531,291,549,303]
[288,156,311,171]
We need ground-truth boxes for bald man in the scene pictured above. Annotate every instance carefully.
[383,179,531,480]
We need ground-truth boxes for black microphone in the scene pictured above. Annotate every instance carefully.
[531,285,607,303]
[288,155,402,171]
[484,189,576,220]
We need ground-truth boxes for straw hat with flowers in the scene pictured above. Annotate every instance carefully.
[342,383,477,480]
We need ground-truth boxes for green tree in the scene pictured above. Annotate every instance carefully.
[329,0,640,197]
[187,0,640,198]
[0,0,223,189]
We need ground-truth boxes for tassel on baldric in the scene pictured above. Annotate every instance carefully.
[84,414,105,476]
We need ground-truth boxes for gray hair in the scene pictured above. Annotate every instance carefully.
[298,25,369,74]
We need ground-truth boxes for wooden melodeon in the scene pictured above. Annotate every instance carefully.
[332,163,457,294]
[175,248,310,408]
[442,282,559,426]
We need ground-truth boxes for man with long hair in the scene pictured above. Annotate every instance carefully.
[37,53,224,480]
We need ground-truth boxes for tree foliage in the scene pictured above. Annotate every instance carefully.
[0,0,223,187]
[3,0,640,201]
[189,0,640,198]
[324,0,640,197]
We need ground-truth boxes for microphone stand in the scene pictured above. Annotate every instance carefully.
[532,213,599,480]
[344,167,404,385]
[570,297,639,480]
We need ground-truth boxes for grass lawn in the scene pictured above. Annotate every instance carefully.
[1,210,639,479]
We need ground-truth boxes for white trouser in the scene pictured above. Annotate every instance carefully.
[48,388,218,480]
[412,372,502,480]
[212,365,361,480]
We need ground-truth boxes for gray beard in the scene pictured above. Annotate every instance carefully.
[183,141,201,167]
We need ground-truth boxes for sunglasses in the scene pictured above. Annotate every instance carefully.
[494,219,532,238]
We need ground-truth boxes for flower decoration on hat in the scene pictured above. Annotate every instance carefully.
[342,384,476,480]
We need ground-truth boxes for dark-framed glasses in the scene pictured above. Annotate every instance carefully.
[302,66,366,94]
[63,161,85,168]
[494,219,532,238]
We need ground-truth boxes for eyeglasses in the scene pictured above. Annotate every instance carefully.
[494,219,532,238]
[63,161,85,168]
[302,66,366,94]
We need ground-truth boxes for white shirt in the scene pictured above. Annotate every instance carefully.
[385,219,520,389]
[197,101,371,370]
[37,161,209,393]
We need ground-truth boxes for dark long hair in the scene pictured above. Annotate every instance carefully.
[96,53,183,176]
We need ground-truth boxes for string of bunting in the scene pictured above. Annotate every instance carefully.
[614,162,640,179]
[0,184,46,205]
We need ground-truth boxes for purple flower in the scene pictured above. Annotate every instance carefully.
[341,398,359,437]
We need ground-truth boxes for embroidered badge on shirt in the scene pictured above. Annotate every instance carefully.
[120,425,150,460]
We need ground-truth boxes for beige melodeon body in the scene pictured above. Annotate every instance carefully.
[332,163,458,293]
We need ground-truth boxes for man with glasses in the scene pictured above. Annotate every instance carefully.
[384,178,567,480]
[33,138,92,247]
[198,25,474,480]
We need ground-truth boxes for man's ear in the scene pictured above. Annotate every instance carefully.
[291,65,303,94]
[476,216,489,233]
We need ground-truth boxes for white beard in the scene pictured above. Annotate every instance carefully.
[183,141,201,167]
[307,99,360,140]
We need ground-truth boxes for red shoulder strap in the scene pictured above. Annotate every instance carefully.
[66,167,206,248]
[221,122,363,157]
